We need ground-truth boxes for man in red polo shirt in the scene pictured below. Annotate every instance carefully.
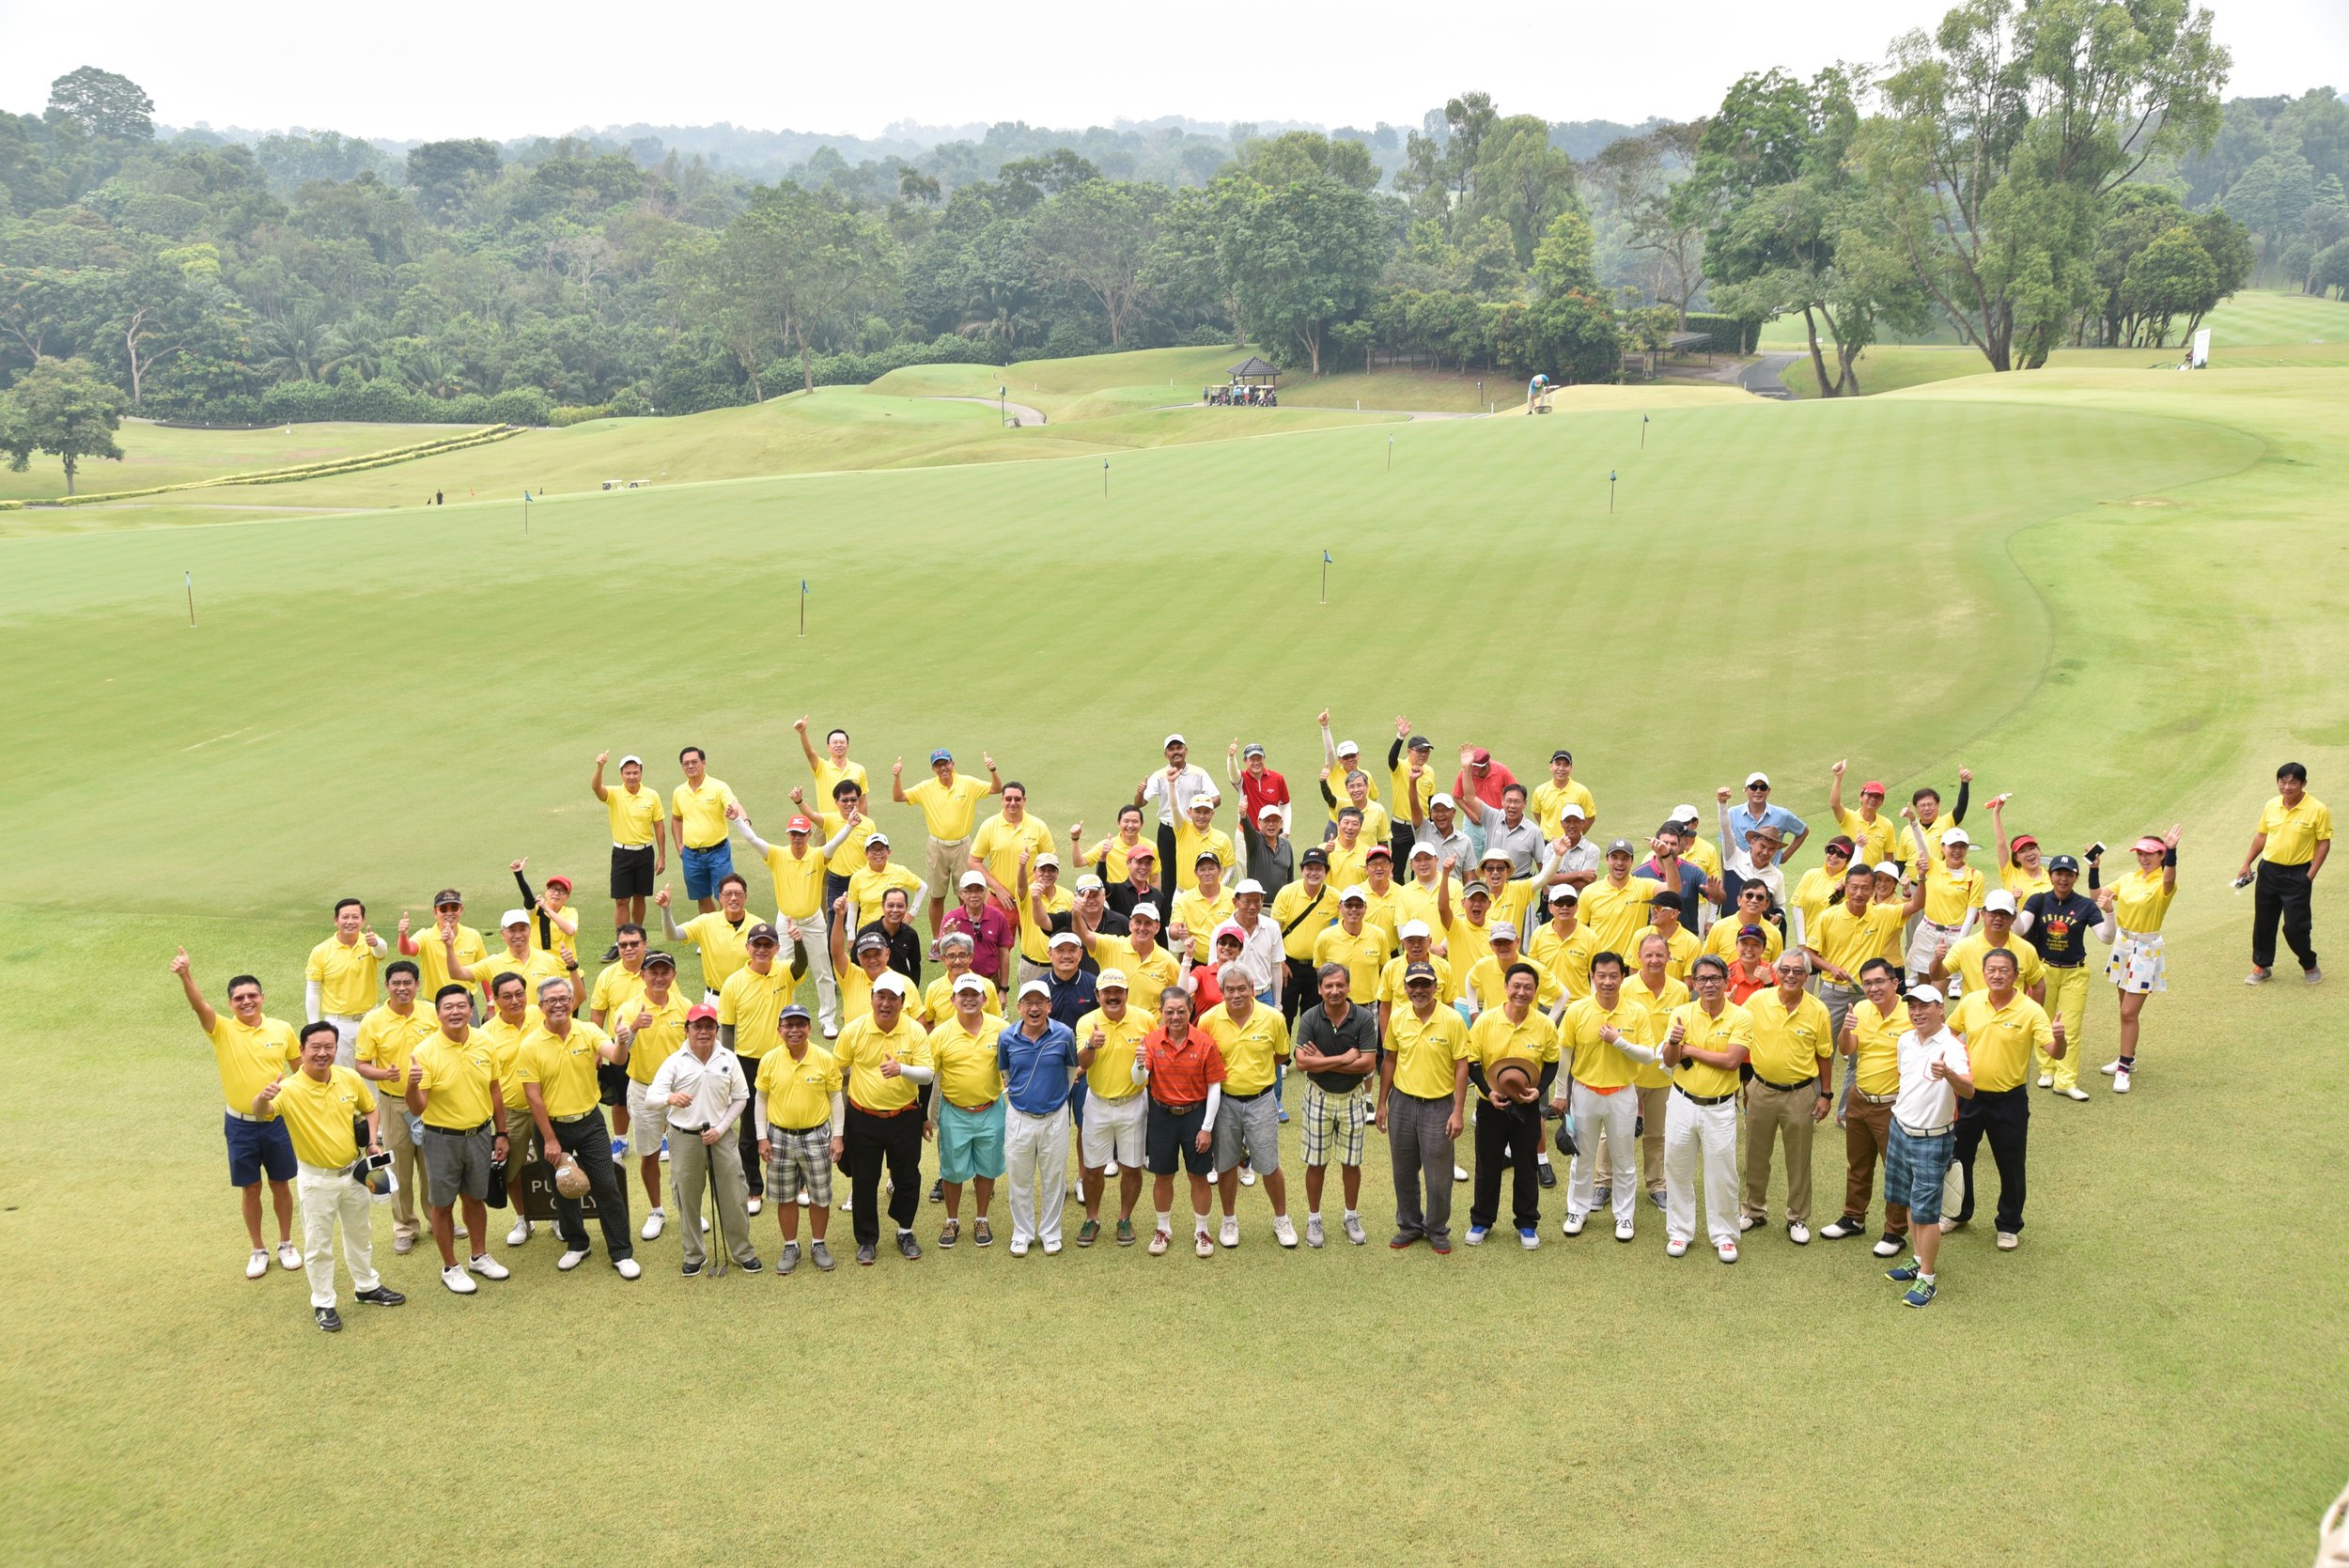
[1133,986,1225,1259]
[1453,746,1519,812]
[1227,740,1290,830]
[940,871,1017,987]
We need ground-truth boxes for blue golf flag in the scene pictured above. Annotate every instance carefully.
[1322,551,1332,564]
[801,579,809,594]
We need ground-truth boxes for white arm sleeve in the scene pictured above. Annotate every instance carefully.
[1200,1081,1221,1131]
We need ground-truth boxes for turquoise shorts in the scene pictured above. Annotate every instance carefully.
[937,1097,1005,1184]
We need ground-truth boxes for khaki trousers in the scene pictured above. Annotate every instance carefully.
[1840,1096,1909,1237]
[1740,1077,1819,1224]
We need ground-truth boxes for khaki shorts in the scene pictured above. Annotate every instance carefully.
[1081,1091,1147,1168]
[926,835,972,891]
[625,1080,670,1157]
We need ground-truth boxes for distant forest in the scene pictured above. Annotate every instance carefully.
[5,12,2343,425]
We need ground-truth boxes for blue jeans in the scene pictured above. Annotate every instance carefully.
[1886,1123,1955,1227]
[680,841,735,900]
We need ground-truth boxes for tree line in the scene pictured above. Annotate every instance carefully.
[1,8,2326,435]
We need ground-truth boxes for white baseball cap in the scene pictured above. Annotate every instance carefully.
[501,908,531,928]
[1018,979,1053,1001]
[866,831,891,848]
[1049,930,1082,949]
[870,972,910,998]
[1874,861,1904,878]
[952,973,988,994]
[1163,733,1186,748]
[1745,771,1770,788]
[1489,921,1518,942]
[1408,844,1438,861]
[618,753,644,768]
[1548,884,1579,903]
[1339,886,1368,904]
[1096,968,1128,990]
[958,871,988,889]
[1073,874,1104,892]
[1983,890,2017,914]
[1397,919,1431,939]
[1941,828,1971,847]
[1672,803,1701,824]
[1906,983,1945,1005]
[1130,901,1161,922]
[1034,851,1059,868]
[1258,803,1283,821]
[1335,738,1361,756]
[1560,803,1587,820]
[1430,792,1455,809]
[1233,878,1265,897]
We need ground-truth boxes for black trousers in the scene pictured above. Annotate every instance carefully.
[844,1103,923,1248]
[738,1082,765,1196]
[551,1110,633,1260]
[1470,1098,1542,1232]
[2252,860,2318,970]
[1952,1086,2029,1234]
[1283,958,1317,1025]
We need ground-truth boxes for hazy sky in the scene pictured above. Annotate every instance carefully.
[3,0,2342,143]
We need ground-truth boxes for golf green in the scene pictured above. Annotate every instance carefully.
[2,366,2341,1565]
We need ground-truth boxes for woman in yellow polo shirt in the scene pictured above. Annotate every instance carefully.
[2097,827,2179,1094]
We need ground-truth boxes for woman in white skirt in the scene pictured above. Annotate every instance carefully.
[2097,827,2180,1094]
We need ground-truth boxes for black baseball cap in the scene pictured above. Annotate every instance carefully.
[642,951,677,970]
[432,888,462,908]
[2047,854,2080,873]
[1300,846,1329,867]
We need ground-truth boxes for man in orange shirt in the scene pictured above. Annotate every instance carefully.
[1134,987,1225,1259]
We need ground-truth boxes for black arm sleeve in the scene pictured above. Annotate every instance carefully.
[1387,738,1405,773]
[1951,778,1970,826]
[1319,776,1338,808]
[514,868,551,949]
[720,1024,736,1049]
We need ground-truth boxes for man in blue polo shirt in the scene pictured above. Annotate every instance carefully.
[996,982,1081,1256]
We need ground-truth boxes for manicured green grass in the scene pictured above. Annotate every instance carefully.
[0,418,477,502]
[1758,287,2349,352]
[4,367,2345,1564]
[1777,338,2349,398]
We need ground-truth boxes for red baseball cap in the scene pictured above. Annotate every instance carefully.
[686,1003,719,1024]
[545,873,573,890]
[1859,780,1887,795]
[787,815,815,833]
[1470,748,1491,766]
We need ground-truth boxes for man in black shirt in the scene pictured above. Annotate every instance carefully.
[1106,844,1163,923]
[856,888,924,986]
[2017,854,2113,1102]
[1292,962,1379,1247]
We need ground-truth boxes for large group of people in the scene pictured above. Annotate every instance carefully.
[181,722,2326,1329]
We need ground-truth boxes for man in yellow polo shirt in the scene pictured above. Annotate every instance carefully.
[730,806,837,1033]
[1552,950,1663,1241]
[1821,957,1914,1257]
[1946,946,2059,1250]
[1531,749,1596,838]
[1315,888,1390,1007]
[450,909,573,1015]
[351,958,438,1253]
[672,745,741,915]
[1804,865,1906,1041]
[258,1020,405,1331]
[590,750,666,958]
[1201,975,1295,1250]
[305,897,386,1065]
[405,985,513,1296]
[795,717,868,803]
[1739,953,1835,1244]
[398,890,487,1011]
[475,971,544,1244]
[517,978,637,1278]
[660,877,755,999]
[1932,891,2046,1003]
[1074,970,1155,1247]
[616,951,692,1241]
[832,973,935,1265]
[790,777,880,917]
[1903,818,1984,981]
[895,748,1001,939]
[1464,963,1560,1248]
[1660,955,1752,1263]
[1580,841,1650,960]
[1829,761,1902,871]
[972,782,1054,909]
[754,1003,845,1273]
[173,947,301,1278]
[1530,885,1601,1000]
[2239,760,2330,985]
[1377,963,1471,1252]
[713,924,793,1210]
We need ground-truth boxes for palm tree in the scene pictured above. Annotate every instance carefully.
[257,303,332,382]
[393,343,467,398]
[957,303,1039,349]
[321,313,389,381]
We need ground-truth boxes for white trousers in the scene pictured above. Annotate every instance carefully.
[1568,1081,1639,1227]
[782,908,840,1032]
[297,1161,380,1308]
[1663,1093,1739,1246]
[325,1015,362,1068]
[1003,1107,1069,1247]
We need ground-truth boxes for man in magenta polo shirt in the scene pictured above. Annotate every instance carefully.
[941,870,1017,988]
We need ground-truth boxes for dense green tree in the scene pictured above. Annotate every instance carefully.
[1206,154,1389,374]
[1859,0,2231,372]
[1030,180,1160,347]
[405,139,503,220]
[0,355,127,493]
[45,68,153,141]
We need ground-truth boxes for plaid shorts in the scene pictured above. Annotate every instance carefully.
[1300,1080,1372,1168]
[1887,1122,1955,1226]
[765,1125,833,1206]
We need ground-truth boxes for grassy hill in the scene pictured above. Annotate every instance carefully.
[0,418,482,503]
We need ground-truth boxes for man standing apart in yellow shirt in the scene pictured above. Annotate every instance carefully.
[1660,955,1752,1263]
[1464,964,1560,1249]
[1738,953,1835,1244]
[2239,761,2329,986]
[257,1021,406,1330]
[305,897,386,1065]
[405,985,514,1296]
[173,947,301,1278]
[895,748,1001,939]
[971,781,1053,913]
[794,717,868,804]
[591,751,666,959]
[671,745,740,915]
[1551,950,1663,1242]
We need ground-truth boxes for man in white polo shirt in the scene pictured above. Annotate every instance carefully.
[1883,984,1973,1308]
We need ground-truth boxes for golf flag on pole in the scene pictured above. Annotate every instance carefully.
[1319,550,1331,605]
[800,578,808,637]
[185,570,195,627]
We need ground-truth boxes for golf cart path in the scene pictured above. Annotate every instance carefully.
[1740,353,1799,399]
[924,395,1047,427]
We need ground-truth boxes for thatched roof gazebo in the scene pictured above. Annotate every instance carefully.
[1227,356,1281,384]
